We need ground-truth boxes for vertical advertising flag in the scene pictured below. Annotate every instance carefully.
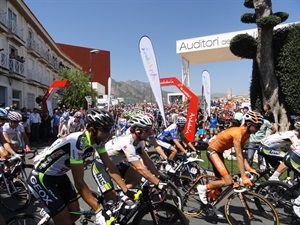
[160,77,198,143]
[139,36,166,126]
[202,70,211,116]
[107,77,111,111]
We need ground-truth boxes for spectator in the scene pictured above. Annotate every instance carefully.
[208,113,219,138]
[233,108,243,122]
[51,108,61,140]
[40,111,52,143]
[29,108,41,142]
[262,103,275,124]
[246,118,277,169]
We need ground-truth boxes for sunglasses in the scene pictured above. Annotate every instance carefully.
[142,128,152,133]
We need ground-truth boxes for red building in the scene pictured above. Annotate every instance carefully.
[57,43,110,94]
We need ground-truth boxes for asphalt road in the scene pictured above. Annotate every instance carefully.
[1,143,299,224]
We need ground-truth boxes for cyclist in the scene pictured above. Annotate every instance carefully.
[95,114,165,189]
[0,108,21,160]
[67,111,84,134]
[27,108,133,225]
[156,116,195,160]
[1,111,30,157]
[261,122,300,181]
[281,144,300,217]
[197,111,263,205]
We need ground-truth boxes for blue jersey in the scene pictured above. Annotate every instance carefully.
[157,124,180,144]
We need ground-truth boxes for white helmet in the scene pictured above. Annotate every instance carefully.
[129,115,152,128]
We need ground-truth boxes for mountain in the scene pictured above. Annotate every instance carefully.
[111,79,169,104]
[110,79,227,104]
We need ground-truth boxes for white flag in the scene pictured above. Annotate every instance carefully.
[202,70,211,116]
[107,77,111,111]
[139,36,166,126]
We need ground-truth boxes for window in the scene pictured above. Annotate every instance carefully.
[8,8,17,31]
[27,93,35,110]
[9,45,17,59]
[12,90,21,110]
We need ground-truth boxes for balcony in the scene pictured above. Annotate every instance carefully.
[0,52,9,71]
[0,11,8,32]
[7,20,25,45]
[27,38,40,57]
[38,49,50,64]
[9,58,25,77]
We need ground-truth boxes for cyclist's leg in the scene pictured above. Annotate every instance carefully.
[27,171,78,225]
[156,140,174,160]
[283,150,300,217]
[207,149,232,187]
[123,163,143,188]
[91,159,117,202]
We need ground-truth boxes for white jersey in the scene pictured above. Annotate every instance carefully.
[67,117,84,133]
[96,134,145,165]
[261,131,299,151]
[2,122,25,150]
[34,131,106,176]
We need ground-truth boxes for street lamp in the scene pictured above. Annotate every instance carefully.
[89,49,100,107]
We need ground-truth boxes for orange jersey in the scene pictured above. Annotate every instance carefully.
[208,126,250,152]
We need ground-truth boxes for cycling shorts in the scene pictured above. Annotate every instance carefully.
[283,150,300,175]
[156,140,173,152]
[27,170,78,217]
[258,145,286,168]
[207,148,229,178]
[92,160,115,194]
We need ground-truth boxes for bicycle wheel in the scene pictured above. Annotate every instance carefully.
[165,181,183,210]
[6,214,40,225]
[255,180,297,224]
[224,190,279,225]
[0,177,31,211]
[180,175,205,217]
[131,202,189,225]
[150,152,163,170]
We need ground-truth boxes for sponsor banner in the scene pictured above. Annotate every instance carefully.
[43,80,70,116]
[202,70,211,116]
[107,77,111,111]
[160,77,198,142]
[139,36,166,126]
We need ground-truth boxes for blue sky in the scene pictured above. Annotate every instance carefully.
[25,0,299,96]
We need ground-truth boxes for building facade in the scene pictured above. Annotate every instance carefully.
[0,0,81,111]
[57,43,110,96]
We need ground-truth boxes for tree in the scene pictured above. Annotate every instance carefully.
[58,69,98,109]
[230,0,289,130]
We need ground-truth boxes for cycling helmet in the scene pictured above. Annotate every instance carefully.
[177,116,187,126]
[62,112,70,121]
[0,108,8,118]
[244,111,264,126]
[145,113,155,122]
[8,111,22,122]
[129,114,152,128]
[74,111,82,118]
[85,108,114,128]
[294,121,300,130]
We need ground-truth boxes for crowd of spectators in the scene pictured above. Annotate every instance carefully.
[3,97,299,148]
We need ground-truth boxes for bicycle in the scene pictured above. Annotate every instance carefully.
[180,173,279,225]
[6,182,189,225]
[0,156,31,211]
[150,150,207,181]
[255,174,300,224]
